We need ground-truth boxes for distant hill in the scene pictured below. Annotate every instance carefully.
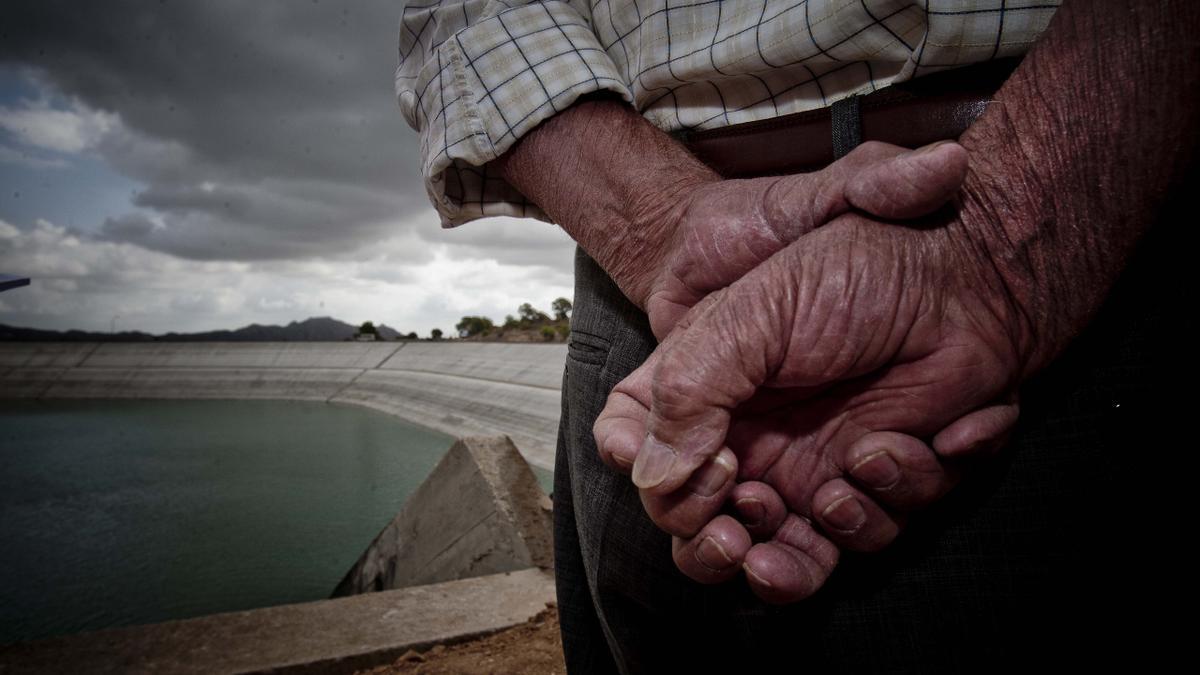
[0,317,406,342]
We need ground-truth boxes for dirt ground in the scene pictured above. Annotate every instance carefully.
[357,606,565,675]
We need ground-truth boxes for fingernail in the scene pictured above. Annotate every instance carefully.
[735,497,766,527]
[632,435,676,489]
[743,563,773,589]
[821,495,867,533]
[849,451,901,489]
[686,453,733,497]
[696,536,733,571]
[611,451,633,471]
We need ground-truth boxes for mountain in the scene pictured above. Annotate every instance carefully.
[0,317,407,342]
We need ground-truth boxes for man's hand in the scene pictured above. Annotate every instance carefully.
[495,98,969,338]
[596,207,1029,603]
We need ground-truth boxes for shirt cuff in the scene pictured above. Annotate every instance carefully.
[397,1,632,227]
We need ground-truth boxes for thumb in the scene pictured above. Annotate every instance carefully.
[761,141,967,243]
[632,284,780,495]
[763,139,969,241]
[841,140,968,220]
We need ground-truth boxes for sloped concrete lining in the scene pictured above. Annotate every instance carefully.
[0,367,69,397]
[81,342,402,369]
[0,342,565,470]
[0,342,98,368]
[44,367,360,400]
[379,342,565,389]
[0,568,555,675]
[334,436,553,597]
[332,370,561,468]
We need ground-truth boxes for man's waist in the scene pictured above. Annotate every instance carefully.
[680,59,1020,177]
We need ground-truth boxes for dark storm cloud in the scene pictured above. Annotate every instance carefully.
[2,0,433,261]
[101,212,155,239]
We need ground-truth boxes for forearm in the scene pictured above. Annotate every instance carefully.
[956,0,1198,375]
[495,97,719,308]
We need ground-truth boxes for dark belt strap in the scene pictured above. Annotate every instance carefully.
[830,95,863,160]
[681,58,1020,176]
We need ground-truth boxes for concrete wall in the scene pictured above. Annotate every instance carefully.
[0,342,566,469]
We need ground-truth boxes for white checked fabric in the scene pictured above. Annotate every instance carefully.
[396,0,1061,226]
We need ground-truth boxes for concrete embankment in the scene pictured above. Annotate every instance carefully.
[0,568,555,675]
[0,342,566,469]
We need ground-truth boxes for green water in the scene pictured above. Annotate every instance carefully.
[0,399,461,645]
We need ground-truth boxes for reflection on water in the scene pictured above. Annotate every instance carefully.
[0,399,457,644]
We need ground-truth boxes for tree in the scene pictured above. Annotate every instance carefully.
[431,328,443,340]
[455,315,494,338]
[518,302,550,324]
[503,314,519,329]
[552,297,573,321]
[358,321,378,336]
[405,331,418,340]
[540,326,556,341]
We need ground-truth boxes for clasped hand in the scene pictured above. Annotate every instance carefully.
[594,140,1029,604]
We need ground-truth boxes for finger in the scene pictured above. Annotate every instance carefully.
[590,386,648,470]
[842,431,958,510]
[811,478,905,552]
[646,283,726,344]
[594,362,656,474]
[730,481,788,541]
[631,284,778,495]
[671,515,752,584]
[631,319,769,494]
[742,514,840,604]
[765,141,965,242]
[843,140,969,220]
[932,401,1020,459]
[640,448,738,538]
[598,291,736,476]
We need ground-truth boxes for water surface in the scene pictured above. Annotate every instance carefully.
[0,399,455,644]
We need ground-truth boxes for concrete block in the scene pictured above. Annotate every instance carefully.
[0,568,555,675]
[333,436,553,597]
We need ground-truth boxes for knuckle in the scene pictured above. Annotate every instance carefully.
[651,366,706,412]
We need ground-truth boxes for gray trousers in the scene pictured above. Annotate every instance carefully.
[554,213,1182,673]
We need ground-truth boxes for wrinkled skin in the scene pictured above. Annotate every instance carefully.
[636,141,970,340]
[595,140,1019,572]
[595,202,1030,603]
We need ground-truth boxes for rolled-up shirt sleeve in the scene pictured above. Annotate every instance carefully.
[397,0,633,226]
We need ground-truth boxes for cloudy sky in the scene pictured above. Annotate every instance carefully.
[0,0,575,335]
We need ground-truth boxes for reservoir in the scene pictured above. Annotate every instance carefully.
[0,398,469,645]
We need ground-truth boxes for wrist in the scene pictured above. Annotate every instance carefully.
[949,0,1199,380]
[953,76,1130,380]
[950,161,1046,381]
[495,97,718,308]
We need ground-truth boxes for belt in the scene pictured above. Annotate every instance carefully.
[680,58,1020,177]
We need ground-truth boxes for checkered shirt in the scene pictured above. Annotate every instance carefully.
[396,0,1061,226]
